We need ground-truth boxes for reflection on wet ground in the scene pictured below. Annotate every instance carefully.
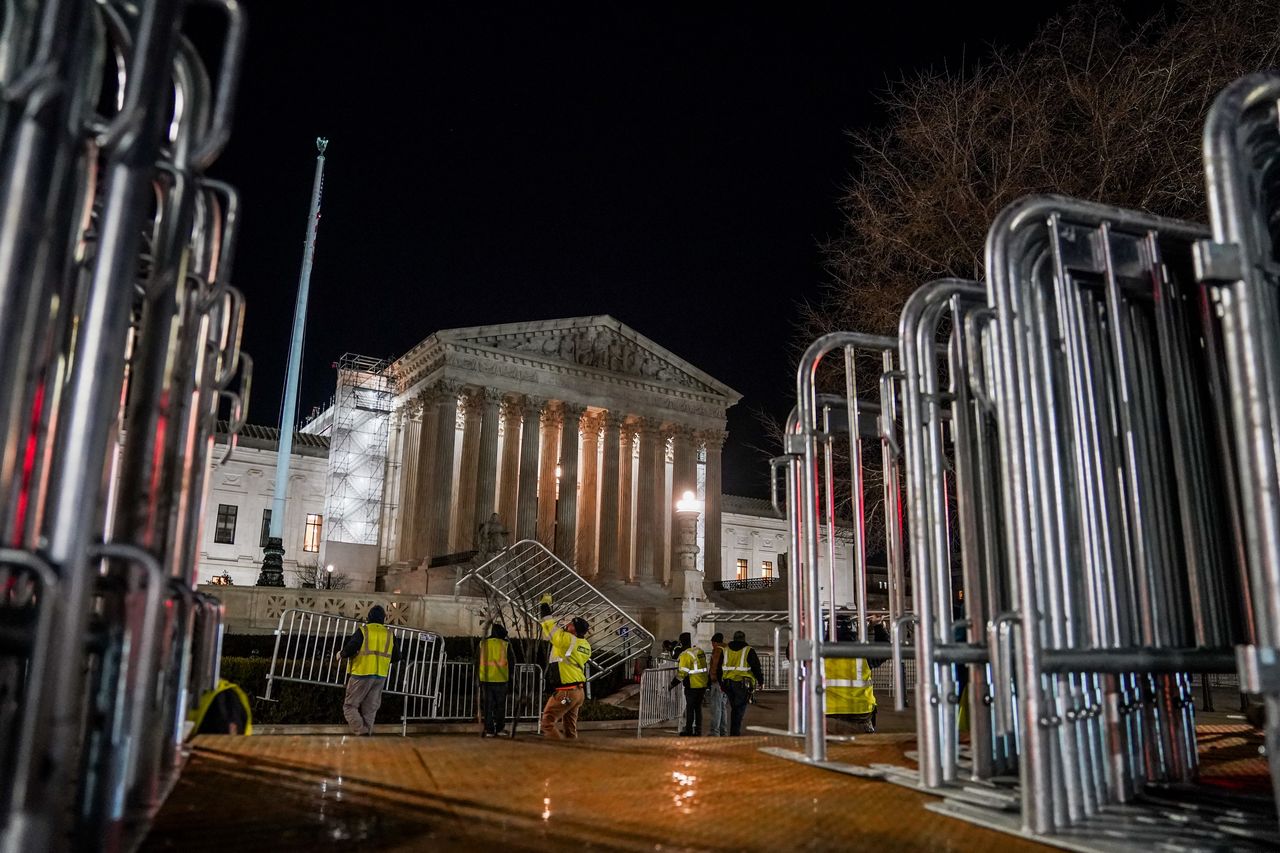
[143,724,1267,852]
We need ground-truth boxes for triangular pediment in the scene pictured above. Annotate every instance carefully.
[434,316,740,401]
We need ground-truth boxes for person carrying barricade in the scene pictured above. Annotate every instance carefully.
[338,604,403,735]
[669,631,709,736]
[538,593,592,740]
[479,622,511,737]
[721,630,764,736]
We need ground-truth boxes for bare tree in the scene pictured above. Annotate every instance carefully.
[291,560,353,590]
[811,0,1280,342]
[775,0,1280,552]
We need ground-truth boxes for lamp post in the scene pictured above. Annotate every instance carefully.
[325,563,334,590]
[673,490,707,640]
[674,490,702,572]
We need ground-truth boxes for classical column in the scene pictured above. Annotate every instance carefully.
[453,390,484,551]
[617,421,635,581]
[515,396,543,541]
[393,399,423,563]
[422,383,460,560]
[576,411,602,575]
[536,403,562,547]
[634,418,661,583]
[497,396,522,532]
[410,389,440,561]
[555,403,583,566]
[669,425,697,581]
[702,429,726,583]
[472,388,502,534]
[596,413,621,581]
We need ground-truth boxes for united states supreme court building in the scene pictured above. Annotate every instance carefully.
[293,315,742,602]
[198,315,869,636]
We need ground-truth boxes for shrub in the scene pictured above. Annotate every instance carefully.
[217,655,637,725]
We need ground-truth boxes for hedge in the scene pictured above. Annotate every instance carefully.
[219,656,636,726]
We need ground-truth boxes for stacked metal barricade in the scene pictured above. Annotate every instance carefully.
[776,72,1280,849]
[457,539,656,682]
[0,1,249,850]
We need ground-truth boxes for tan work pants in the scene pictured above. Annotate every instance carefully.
[540,686,584,739]
[343,676,385,734]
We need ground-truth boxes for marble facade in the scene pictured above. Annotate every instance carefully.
[380,316,741,589]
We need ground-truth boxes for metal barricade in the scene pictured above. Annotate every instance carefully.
[1198,71,1280,818]
[637,665,684,737]
[786,331,913,766]
[0,2,250,847]
[898,279,1018,788]
[458,540,655,680]
[402,662,544,731]
[263,609,446,709]
[984,196,1247,835]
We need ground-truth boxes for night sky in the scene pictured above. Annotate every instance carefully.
[202,2,1157,497]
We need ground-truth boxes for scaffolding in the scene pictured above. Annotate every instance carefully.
[324,354,393,547]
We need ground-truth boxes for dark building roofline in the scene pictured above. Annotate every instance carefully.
[215,421,330,458]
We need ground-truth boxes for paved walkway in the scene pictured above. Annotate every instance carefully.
[141,686,1268,852]
[142,731,1047,852]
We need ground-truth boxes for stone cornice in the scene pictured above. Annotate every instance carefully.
[392,319,741,418]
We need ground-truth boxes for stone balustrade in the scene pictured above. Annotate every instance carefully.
[203,584,488,636]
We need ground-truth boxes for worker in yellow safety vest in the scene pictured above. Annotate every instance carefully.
[479,623,511,737]
[824,657,877,731]
[825,620,877,733]
[538,593,592,739]
[339,605,397,735]
[187,679,252,737]
[721,630,764,736]
[669,631,709,736]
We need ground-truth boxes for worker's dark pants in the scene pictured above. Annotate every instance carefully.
[481,681,509,734]
[722,680,752,736]
[682,686,706,734]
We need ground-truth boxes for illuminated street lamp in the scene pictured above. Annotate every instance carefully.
[674,490,702,572]
[325,563,334,590]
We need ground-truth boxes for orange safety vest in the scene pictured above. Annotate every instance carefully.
[349,623,393,677]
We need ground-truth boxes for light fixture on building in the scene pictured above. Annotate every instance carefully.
[325,563,335,590]
[676,490,702,514]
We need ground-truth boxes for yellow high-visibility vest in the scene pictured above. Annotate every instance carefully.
[678,646,709,688]
[541,617,591,684]
[350,623,393,677]
[479,637,510,683]
[824,658,876,715]
[722,645,755,684]
[187,679,253,736]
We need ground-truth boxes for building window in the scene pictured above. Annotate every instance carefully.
[214,504,237,544]
[761,560,773,579]
[303,513,323,552]
[736,558,748,580]
[260,509,272,547]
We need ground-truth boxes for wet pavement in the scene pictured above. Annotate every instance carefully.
[143,731,1049,852]
[142,687,1269,852]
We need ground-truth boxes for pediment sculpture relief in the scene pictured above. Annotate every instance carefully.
[471,326,712,392]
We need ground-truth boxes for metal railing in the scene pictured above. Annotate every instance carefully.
[263,609,445,704]
[0,2,249,846]
[457,540,655,680]
[637,665,684,737]
[766,71,1280,849]
[1199,71,1280,819]
[402,661,544,731]
[713,578,780,591]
